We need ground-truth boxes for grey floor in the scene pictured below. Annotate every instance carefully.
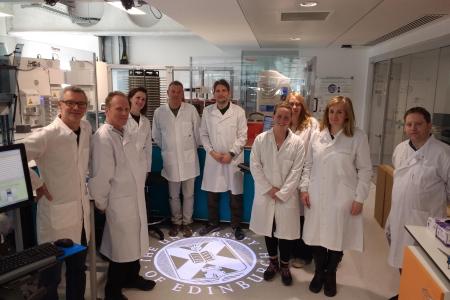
[84,183,400,300]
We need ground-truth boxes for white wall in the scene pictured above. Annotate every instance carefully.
[302,48,370,128]
[128,35,228,66]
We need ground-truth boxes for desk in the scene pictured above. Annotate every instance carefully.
[405,225,450,280]
[398,225,450,300]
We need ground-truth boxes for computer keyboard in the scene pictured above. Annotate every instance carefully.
[0,242,64,285]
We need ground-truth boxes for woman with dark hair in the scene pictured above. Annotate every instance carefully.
[300,96,372,297]
[250,102,305,286]
[285,92,319,269]
[125,87,152,177]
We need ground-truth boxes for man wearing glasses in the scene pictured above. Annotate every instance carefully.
[24,86,91,300]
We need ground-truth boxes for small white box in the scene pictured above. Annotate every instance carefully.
[435,218,450,247]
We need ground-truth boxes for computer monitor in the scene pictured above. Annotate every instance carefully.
[263,115,273,132]
[0,143,33,213]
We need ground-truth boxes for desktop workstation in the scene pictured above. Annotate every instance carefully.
[0,143,86,299]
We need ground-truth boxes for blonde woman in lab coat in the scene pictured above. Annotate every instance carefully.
[125,87,152,178]
[250,102,305,286]
[89,92,155,300]
[286,92,319,269]
[300,96,372,297]
[385,107,450,300]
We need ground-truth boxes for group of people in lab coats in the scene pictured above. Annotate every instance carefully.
[250,94,372,296]
[21,79,449,299]
[249,95,449,299]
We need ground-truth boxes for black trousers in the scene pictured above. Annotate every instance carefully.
[264,219,292,263]
[39,227,88,300]
[292,216,313,261]
[207,191,243,228]
[105,260,140,298]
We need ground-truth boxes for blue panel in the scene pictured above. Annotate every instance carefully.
[150,145,254,223]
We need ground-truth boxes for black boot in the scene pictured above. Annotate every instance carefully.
[324,250,343,297]
[263,257,279,281]
[309,246,327,293]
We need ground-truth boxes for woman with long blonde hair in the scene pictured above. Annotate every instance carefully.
[285,92,319,269]
[299,96,372,297]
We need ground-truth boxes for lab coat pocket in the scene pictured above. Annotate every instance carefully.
[108,196,135,223]
[184,149,195,163]
[281,159,294,177]
[50,201,78,230]
[162,151,176,166]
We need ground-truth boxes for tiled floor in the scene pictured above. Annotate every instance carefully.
[98,183,399,300]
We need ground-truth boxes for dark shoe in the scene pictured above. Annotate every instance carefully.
[263,259,279,281]
[233,227,245,240]
[169,224,180,237]
[105,290,128,300]
[323,250,342,297]
[280,263,292,286]
[182,225,193,238]
[324,271,337,297]
[309,271,324,293]
[309,246,327,293]
[199,223,221,236]
[123,276,156,291]
[388,296,398,300]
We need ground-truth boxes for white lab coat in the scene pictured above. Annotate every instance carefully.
[294,117,319,216]
[386,135,450,268]
[249,129,305,240]
[200,103,248,194]
[125,114,152,180]
[293,117,319,149]
[299,128,372,251]
[24,117,91,244]
[152,103,201,182]
[88,124,149,262]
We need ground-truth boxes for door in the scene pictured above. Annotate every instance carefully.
[368,60,390,165]
[380,55,411,165]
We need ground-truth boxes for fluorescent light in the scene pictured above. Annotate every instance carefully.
[290,37,301,41]
[300,2,318,7]
[107,1,146,15]
[0,12,12,17]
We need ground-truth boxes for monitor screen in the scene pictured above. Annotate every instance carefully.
[263,116,273,132]
[0,144,33,213]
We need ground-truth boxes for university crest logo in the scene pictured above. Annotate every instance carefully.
[142,232,270,295]
[154,236,256,285]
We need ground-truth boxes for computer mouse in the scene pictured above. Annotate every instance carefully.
[54,238,74,248]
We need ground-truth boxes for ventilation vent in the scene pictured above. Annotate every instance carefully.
[365,14,447,46]
[281,12,329,21]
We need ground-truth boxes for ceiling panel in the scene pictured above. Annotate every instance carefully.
[332,0,450,47]
[237,0,382,48]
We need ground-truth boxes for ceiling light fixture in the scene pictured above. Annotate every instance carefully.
[299,2,318,7]
[290,37,301,41]
[107,1,146,15]
[0,12,12,17]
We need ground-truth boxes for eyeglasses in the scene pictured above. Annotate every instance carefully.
[60,100,88,109]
